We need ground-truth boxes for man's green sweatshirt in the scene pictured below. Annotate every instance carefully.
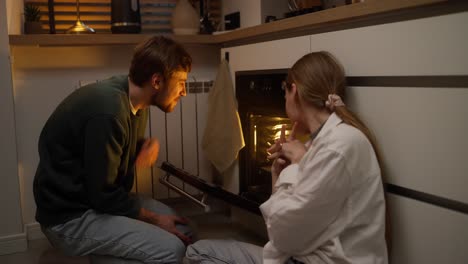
[34,75,148,227]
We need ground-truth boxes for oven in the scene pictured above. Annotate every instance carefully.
[236,70,291,204]
[160,69,292,214]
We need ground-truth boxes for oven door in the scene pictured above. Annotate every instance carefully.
[159,70,290,215]
[240,114,292,203]
[160,161,262,214]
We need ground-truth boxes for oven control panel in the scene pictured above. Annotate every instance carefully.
[236,70,287,108]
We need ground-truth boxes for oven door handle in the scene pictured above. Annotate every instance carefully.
[159,172,211,213]
[159,162,262,215]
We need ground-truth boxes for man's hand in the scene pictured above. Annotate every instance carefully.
[136,138,160,168]
[138,208,192,245]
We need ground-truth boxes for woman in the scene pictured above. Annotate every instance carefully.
[185,51,388,264]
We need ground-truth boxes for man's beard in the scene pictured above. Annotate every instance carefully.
[151,93,176,113]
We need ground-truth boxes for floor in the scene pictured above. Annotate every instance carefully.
[0,199,267,264]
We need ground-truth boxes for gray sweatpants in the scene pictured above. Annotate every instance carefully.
[42,196,192,264]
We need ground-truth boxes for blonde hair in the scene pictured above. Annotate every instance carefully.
[286,51,383,170]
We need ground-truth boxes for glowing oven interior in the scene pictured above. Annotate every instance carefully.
[245,115,293,201]
[236,70,290,204]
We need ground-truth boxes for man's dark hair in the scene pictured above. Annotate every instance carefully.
[129,36,192,86]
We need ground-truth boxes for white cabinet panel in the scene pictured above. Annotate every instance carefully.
[181,93,201,195]
[135,121,153,196]
[309,12,468,76]
[388,194,468,264]
[166,103,183,198]
[150,81,216,199]
[196,87,213,183]
[223,35,310,71]
[150,108,170,199]
[347,86,468,204]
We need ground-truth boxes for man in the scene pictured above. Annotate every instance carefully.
[34,36,192,263]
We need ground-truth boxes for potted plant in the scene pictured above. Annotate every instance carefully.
[24,3,43,34]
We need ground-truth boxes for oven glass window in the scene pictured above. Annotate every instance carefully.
[244,114,292,202]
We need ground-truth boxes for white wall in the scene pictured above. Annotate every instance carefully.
[11,44,219,228]
[0,0,26,255]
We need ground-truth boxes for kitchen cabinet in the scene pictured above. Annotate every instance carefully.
[315,12,468,263]
[308,12,468,76]
[388,194,468,263]
[304,11,468,203]
[223,35,310,73]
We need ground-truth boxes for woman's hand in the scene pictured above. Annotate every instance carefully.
[268,122,306,165]
[281,139,307,164]
[268,123,293,189]
[138,208,192,245]
[281,122,307,164]
[136,138,160,168]
[271,157,290,191]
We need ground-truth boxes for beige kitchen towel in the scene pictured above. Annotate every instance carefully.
[202,59,245,173]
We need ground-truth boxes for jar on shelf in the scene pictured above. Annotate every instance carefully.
[172,0,200,35]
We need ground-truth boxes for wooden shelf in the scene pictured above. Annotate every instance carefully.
[9,0,453,47]
[8,33,219,47]
[215,0,451,46]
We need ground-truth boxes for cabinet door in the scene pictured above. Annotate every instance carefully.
[310,12,468,263]
[388,194,468,264]
[134,122,153,196]
[194,81,214,184]
[181,91,202,196]
[150,108,170,199]
[308,12,468,76]
[224,35,310,72]
[348,86,468,204]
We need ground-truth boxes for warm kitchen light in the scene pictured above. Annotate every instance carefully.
[273,123,290,140]
[66,0,95,34]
